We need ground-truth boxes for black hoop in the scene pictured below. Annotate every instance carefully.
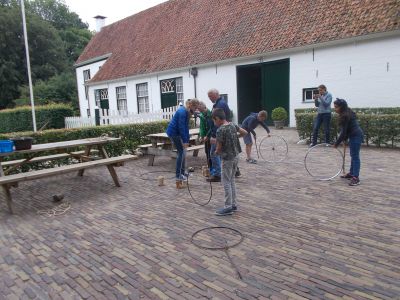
[191,226,244,250]
[186,166,213,206]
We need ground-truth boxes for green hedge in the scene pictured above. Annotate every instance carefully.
[295,107,400,115]
[295,112,400,148]
[0,104,74,134]
[0,121,170,172]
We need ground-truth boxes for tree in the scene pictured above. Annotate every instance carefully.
[0,0,92,109]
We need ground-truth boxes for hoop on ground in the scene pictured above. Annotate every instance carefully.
[186,166,212,206]
[258,135,288,163]
[191,226,244,250]
[304,143,344,181]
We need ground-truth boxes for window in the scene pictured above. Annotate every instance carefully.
[87,109,90,117]
[136,83,149,113]
[83,69,91,100]
[302,87,319,102]
[116,86,127,114]
[94,88,109,109]
[176,77,184,105]
[220,94,228,102]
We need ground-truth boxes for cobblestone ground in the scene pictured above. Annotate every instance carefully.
[0,128,399,300]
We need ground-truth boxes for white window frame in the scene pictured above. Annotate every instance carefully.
[302,87,319,103]
[136,83,149,113]
[116,86,127,114]
[83,69,91,100]
[95,88,109,108]
[176,77,184,105]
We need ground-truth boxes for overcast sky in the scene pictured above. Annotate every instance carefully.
[63,0,169,31]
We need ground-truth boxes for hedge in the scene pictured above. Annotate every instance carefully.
[0,121,170,172]
[295,107,400,115]
[0,104,74,134]
[295,112,400,148]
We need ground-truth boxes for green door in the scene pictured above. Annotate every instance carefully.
[261,59,290,125]
[160,79,177,109]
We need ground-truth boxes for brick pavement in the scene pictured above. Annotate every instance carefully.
[0,128,399,300]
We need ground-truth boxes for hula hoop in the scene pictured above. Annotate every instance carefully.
[258,135,288,163]
[191,226,244,250]
[304,143,344,181]
[187,167,213,206]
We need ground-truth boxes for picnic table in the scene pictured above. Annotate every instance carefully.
[0,137,137,214]
[139,128,204,166]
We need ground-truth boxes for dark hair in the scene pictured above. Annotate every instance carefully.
[334,98,352,125]
[212,108,226,120]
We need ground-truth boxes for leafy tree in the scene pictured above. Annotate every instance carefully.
[0,0,92,110]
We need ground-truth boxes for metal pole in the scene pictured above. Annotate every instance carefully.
[20,0,37,132]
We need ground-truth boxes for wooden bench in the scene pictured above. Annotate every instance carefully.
[173,144,204,157]
[0,154,137,214]
[1,150,99,168]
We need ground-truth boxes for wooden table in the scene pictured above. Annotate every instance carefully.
[0,137,136,213]
[143,128,203,166]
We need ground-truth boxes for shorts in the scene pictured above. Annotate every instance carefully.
[243,133,253,145]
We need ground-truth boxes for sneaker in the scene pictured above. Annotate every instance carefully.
[215,207,233,216]
[349,177,360,186]
[309,144,316,148]
[340,173,352,179]
[206,176,221,182]
[246,158,257,164]
[235,170,241,177]
[178,174,188,181]
[232,205,237,212]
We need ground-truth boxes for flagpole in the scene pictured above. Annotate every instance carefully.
[20,0,37,132]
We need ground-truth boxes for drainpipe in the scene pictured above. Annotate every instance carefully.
[190,67,198,98]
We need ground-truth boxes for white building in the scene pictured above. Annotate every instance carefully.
[75,0,400,126]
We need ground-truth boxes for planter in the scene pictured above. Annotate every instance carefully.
[10,137,33,150]
[273,120,285,129]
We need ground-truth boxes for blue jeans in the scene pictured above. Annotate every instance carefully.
[312,113,331,145]
[170,136,185,179]
[210,142,221,177]
[349,133,363,178]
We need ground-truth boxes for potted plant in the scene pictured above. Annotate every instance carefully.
[271,107,288,129]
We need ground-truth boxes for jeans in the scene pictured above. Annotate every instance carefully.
[312,113,332,145]
[222,156,239,207]
[349,133,363,178]
[170,136,185,179]
[210,142,221,177]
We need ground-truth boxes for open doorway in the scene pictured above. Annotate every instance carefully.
[237,59,290,125]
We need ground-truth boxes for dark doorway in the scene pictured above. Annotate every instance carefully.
[237,64,262,123]
[237,59,290,125]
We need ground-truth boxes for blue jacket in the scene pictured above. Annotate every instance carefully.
[315,92,332,114]
[166,106,190,143]
[241,112,270,136]
[210,97,231,137]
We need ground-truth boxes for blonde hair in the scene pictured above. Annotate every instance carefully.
[258,110,268,119]
[186,98,200,108]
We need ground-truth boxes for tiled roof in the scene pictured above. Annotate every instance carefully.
[76,0,400,83]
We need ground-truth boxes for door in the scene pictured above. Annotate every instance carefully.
[237,64,262,123]
[160,78,177,109]
[262,59,290,125]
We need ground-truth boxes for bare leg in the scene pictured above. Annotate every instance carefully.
[246,143,253,159]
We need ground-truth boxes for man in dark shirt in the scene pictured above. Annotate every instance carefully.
[241,110,270,163]
[207,89,234,182]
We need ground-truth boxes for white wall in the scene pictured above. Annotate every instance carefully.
[75,59,107,116]
[290,35,400,125]
[77,35,400,127]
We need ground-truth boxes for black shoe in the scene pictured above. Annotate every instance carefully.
[340,173,352,179]
[232,205,237,212]
[235,170,241,177]
[349,177,360,186]
[206,176,221,182]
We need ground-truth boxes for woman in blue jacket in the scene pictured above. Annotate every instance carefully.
[333,99,364,186]
[166,99,200,183]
